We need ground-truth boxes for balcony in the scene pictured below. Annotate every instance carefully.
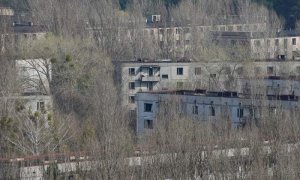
[140,75,160,82]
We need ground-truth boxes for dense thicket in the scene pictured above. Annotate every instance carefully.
[118,0,300,29]
[254,0,300,29]
[2,0,300,29]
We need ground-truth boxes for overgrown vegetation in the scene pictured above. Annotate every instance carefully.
[0,0,299,179]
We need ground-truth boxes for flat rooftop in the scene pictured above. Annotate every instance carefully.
[116,58,300,64]
[138,89,299,101]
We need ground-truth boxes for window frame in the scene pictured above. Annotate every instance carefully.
[129,68,135,76]
[237,108,244,118]
[129,82,135,90]
[161,74,169,79]
[292,38,297,45]
[177,67,184,75]
[37,101,45,111]
[129,96,135,104]
[144,103,153,112]
[267,66,274,75]
[144,119,153,129]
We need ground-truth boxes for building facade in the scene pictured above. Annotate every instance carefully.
[136,90,299,134]
[117,59,300,111]
[251,31,300,60]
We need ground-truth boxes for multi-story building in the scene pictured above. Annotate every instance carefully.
[210,30,300,60]
[116,59,300,111]
[0,6,47,52]
[0,95,52,113]
[136,15,267,57]
[136,89,299,134]
[251,31,300,60]
[0,59,52,117]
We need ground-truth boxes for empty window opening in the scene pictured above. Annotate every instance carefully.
[237,108,244,118]
[144,103,153,112]
[129,82,135,90]
[37,101,45,111]
[144,119,153,129]
[148,67,153,76]
[177,67,183,75]
[129,96,135,104]
[267,66,274,75]
[292,38,297,45]
[129,68,135,75]
[161,74,168,79]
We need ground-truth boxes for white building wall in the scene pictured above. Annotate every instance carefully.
[121,60,300,111]
[16,59,51,95]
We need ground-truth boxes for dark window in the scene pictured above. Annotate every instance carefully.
[144,119,153,129]
[37,101,45,111]
[161,74,168,79]
[177,68,183,75]
[129,82,135,90]
[148,67,153,76]
[176,28,180,34]
[152,16,157,22]
[192,105,198,114]
[185,39,190,45]
[148,82,153,91]
[129,96,135,104]
[292,38,297,45]
[195,67,201,75]
[267,66,274,75]
[144,103,153,112]
[237,108,244,118]
[209,106,215,116]
[129,68,135,75]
